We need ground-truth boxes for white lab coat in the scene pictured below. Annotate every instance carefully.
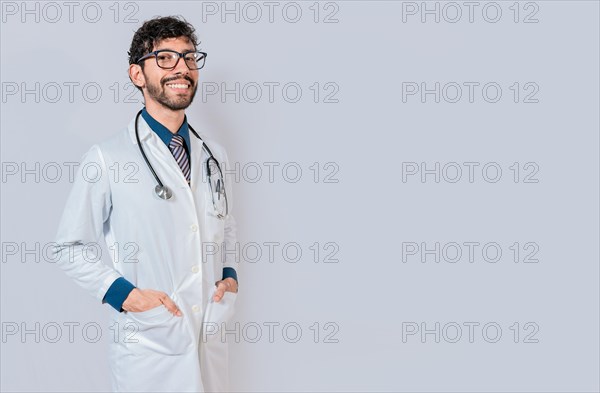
[53,114,238,392]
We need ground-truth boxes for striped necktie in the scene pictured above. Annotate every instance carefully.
[169,134,191,185]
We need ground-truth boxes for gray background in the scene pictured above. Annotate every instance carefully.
[1,0,599,392]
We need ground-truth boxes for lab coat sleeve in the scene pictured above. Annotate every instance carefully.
[53,144,123,302]
[103,276,136,311]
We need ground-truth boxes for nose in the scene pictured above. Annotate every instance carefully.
[172,54,191,75]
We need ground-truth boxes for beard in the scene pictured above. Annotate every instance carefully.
[145,74,198,111]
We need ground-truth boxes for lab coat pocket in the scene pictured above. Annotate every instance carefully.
[201,291,237,343]
[127,305,193,355]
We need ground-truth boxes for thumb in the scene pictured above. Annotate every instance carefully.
[213,282,228,302]
[160,296,182,317]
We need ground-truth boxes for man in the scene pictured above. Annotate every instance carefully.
[53,16,239,392]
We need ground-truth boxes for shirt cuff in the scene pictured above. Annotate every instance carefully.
[102,277,136,312]
[222,267,238,283]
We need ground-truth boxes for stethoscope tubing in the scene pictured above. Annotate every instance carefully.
[134,109,224,204]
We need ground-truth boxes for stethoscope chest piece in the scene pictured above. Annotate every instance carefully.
[155,185,173,200]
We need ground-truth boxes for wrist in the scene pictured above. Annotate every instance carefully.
[223,277,238,292]
[122,288,139,311]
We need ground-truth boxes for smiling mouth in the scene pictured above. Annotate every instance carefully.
[165,82,191,90]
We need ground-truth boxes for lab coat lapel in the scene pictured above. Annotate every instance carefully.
[188,131,205,194]
[128,115,190,188]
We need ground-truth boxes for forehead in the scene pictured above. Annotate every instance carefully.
[153,37,195,51]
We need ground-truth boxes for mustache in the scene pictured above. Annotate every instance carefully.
[162,76,194,86]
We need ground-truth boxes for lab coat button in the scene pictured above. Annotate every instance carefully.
[191,265,199,273]
[192,305,200,313]
[190,224,198,232]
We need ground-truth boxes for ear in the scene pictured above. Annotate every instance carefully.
[129,64,146,89]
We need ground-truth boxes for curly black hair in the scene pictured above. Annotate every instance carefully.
[128,15,199,65]
[128,16,199,90]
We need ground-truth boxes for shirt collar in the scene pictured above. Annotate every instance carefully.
[141,107,191,152]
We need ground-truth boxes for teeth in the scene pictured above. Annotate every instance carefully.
[167,83,189,89]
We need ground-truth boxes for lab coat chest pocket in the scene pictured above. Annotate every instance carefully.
[207,216,225,248]
[126,304,193,355]
[204,194,225,240]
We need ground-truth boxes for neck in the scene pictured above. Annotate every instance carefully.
[145,101,185,134]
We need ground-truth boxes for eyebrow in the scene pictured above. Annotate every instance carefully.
[155,48,196,53]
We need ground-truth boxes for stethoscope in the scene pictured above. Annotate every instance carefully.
[134,109,229,219]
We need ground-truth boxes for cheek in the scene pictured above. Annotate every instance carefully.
[142,68,165,86]
[140,73,149,86]
[158,73,170,84]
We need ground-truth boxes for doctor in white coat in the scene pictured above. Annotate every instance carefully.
[53,16,239,392]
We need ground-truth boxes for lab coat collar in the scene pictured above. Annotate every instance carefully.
[128,111,194,152]
[141,107,192,153]
[127,112,153,145]
[126,110,206,188]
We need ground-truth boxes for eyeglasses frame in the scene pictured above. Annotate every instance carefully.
[137,49,208,70]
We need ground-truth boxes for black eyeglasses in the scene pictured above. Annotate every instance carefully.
[137,50,207,70]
